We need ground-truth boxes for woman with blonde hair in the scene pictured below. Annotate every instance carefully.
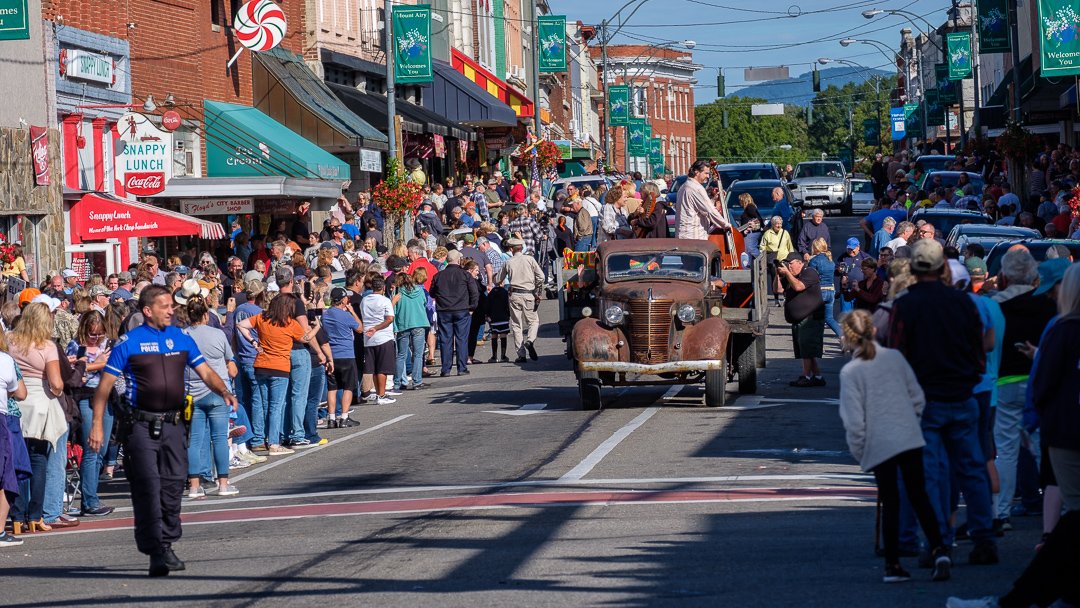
[7,302,66,533]
[807,237,841,339]
[760,215,793,305]
[838,309,951,584]
[0,325,27,546]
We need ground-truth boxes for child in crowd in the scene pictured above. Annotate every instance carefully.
[486,284,511,363]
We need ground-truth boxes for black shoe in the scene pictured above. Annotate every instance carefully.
[338,418,359,428]
[994,517,1012,533]
[883,563,911,583]
[487,357,498,363]
[931,547,951,582]
[412,383,428,390]
[810,376,826,387]
[500,357,511,363]
[163,548,185,571]
[874,547,919,558]
[81,505,114,517]
[969,542,999,565]
[458,369,470,375]
[525,341,538,361]
[149,552,170,577]
[789,376,814,387]
[402,384,415,391]
[440,371,451,377]
[514,357,528,363]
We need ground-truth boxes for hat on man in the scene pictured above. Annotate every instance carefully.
[964,256,988,279]
[910,238,945,273]
[244,269,264,283]
[1033,257,1071,296]
[62,269,79,279]
[330,287,351,303]
[30,294,61,312]
[246,279,267,298]
[493,171,503,178]
[173,278,209,305]
[462,233,476,244]
[173,265,190,275]
[504,237,525,249]
[386,255,408,272]
[18,288,41,308]
[947,259,971,289]
[117,271,133,285]
[846,237,861,251]
[89,285,112,298]
[783,252,804,264]
[487,179,497,185]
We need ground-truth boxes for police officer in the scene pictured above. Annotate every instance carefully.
[495,237,544,363]
[89,285,238,577]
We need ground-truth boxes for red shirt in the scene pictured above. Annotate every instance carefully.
[510,182,527,203]
[407,257,438,290]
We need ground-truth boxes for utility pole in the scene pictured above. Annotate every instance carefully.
[952,0,967,150]
[623,63,631,175]
[601,21,611,167]
[385,4,397,162]
[531,0,542,151]
[970,0,981,139]
[1008,0,1021,123]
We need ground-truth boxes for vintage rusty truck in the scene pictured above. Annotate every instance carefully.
[564,237,769,409]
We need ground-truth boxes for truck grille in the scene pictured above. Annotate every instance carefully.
[627,300,673,364]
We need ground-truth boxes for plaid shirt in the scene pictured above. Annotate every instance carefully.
[507,215,541,255]
[483,247,505,285]
[471,191,490,221]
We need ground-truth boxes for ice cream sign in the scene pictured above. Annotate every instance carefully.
[116,112,173,196]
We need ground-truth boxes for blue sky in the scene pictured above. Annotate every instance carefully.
[548,0,954,104]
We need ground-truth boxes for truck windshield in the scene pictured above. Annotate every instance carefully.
[794,163,844,179]
[606,252,707,282]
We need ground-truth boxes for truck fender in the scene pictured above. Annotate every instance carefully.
[680,317,732,362]
[572,318,629,363]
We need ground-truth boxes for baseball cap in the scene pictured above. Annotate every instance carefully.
[18,288,41,308]
[463,233,476,244]
[62,269,79,279]
[31,294,61,312]
[964,257,988,279]
[910,238,945,273]
[244,270,264,283]
[117,271,133,284]
[783,252,804,264]
[947,259,971,289]
[246,279,267,297]
[493,171,503,178]
[319,241,337,250]
[846,237,860,250]
[173,265,190,275]
[330,287,351,302]
[89,285,112,298]
[386,255,408,272]
[1033,257,1070,296]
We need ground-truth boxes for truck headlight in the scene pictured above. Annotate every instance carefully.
[832,184,846,192]
[677,304,697,324]
[604,304,626,325]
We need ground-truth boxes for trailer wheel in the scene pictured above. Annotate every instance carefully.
[579,371,602,411]
[704,360,727,407]
[737,339,758,394]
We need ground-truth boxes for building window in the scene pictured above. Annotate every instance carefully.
[476,0,496,70]
[632,85,647,118]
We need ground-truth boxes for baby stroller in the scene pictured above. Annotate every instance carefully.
[64,441,83,516]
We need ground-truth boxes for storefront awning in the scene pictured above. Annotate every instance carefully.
[203,100,352,180]
[151,176,345,200]
[449,49,534,118]
[70,192,227,241]
[425,60,518,128]
[328,83,474,141]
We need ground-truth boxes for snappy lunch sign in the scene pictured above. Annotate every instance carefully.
[116,112,173,196]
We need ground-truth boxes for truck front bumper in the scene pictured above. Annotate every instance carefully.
[578,359,723,374]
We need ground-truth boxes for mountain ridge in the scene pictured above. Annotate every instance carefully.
[723,66,891,107]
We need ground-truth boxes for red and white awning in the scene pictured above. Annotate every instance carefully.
[70,192,227,241]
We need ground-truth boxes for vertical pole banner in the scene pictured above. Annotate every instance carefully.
[1038,0,1080,77]
[628,118,647,156]
[608,85,630,126]
[393,4,433,83]
[946,31,973,79]
[537,15,567,73]
[977,0,1011,53]
[936,64,957,104]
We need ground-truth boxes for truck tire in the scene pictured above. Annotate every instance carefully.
[737,339,758,394]
[579,371,602,411]
[704,362,727,407]
[756,334,767,368]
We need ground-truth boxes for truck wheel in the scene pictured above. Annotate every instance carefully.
[579,371,602,411]
[704,362,727,407]
[756,334,767,368]
[737,340,758,394]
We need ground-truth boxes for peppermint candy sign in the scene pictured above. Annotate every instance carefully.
[234,0,287,51]
[116,112,173,196]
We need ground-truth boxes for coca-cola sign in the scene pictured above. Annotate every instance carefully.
[29,126,50,186]
[161,110,182,132]
[117,112,173,196]
[125,172,165,196]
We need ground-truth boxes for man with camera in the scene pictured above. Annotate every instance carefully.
[776,252,826,387]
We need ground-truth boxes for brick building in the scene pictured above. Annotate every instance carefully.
[593,44,701,176]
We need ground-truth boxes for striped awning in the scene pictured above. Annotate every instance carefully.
[450,49,534,118]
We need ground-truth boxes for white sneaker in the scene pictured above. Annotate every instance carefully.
[239,451,267,464]
[216,484,240,496]
[186,486,205,499]
[376,396,397,405]
[946,598,999,608]
[385,389,403,396]
[364,392,378,402]
[229,456,252,469]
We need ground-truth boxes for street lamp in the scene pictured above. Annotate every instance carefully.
[755,143,792,162]
[819,57,884,154]
[840,38,927,148]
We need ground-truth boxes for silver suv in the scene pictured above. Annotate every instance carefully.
[787,161,851,215]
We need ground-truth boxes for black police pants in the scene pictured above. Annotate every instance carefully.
[123,419,187,555]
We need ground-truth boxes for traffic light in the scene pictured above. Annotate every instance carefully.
[812,67,821,93]
[717,71,725,97]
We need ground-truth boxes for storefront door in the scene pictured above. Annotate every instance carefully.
[65,241,121,281]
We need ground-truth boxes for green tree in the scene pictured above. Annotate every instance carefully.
[695,96,809,168]
[807,76,896,172]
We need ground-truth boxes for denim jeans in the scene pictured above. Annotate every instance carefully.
[43,430,68,523]
[574,236,594,252]
[395,328,427,389]
[994,380,1031,520]
[234,360,257,416]
[78,398,113,509]
[821,288,841,339]
[16,438,50,522]
[287,350,312,444]
[305,363,326,443]
[187,393,231,480]
[437,310,472,374]
[253,374,288,447]
[231,396,254,446]
[921,397,995,545]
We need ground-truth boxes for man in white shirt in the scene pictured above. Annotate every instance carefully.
[675,160,729,240]
[360,278,398,405]
[885,221,915,252]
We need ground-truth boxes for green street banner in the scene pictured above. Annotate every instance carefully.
[628,118,647,156]
[608,85,630,126]
[1038,0,1080,77]
[926,89,945,127]
[978,0,1011,53]
[863,118,880,146]
[537,15,566,73]
[936,64,957,105]
[946,31,973,79]
[393,5,432,83]
[0,0,30,41]
[904,102,921,137]
[645,123,652,138]
[648,137,663,165]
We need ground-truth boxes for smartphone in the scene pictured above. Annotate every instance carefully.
[1014,342,1026,350]
[76,346,87,358]
[307,308,323,321]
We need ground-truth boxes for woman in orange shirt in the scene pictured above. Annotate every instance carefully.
[237,295,317,455]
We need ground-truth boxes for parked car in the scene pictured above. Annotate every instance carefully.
[849,178,875,214]
[985,239,1080,277]
[786,160,851,215]
[910,207,992,237]
[548,175,614,201]
[919,171,985,195]
[726,179,794,221]
[913,154,956,177]
[714,163,783,190]
[945,224,1041,259]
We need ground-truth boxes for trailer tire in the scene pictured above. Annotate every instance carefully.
[579,371,602,411]
[737,339,758,394]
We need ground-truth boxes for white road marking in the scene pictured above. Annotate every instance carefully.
[483,402,549,416]
[661,384,685,400]
[228,415,413,483]
[559,407,660,481]
[725,396,839,410]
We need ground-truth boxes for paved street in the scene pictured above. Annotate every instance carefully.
[1,218,1040,607]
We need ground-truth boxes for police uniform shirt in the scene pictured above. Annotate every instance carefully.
[105,324,205,413]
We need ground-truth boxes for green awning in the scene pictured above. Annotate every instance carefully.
[203,100,351,180]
